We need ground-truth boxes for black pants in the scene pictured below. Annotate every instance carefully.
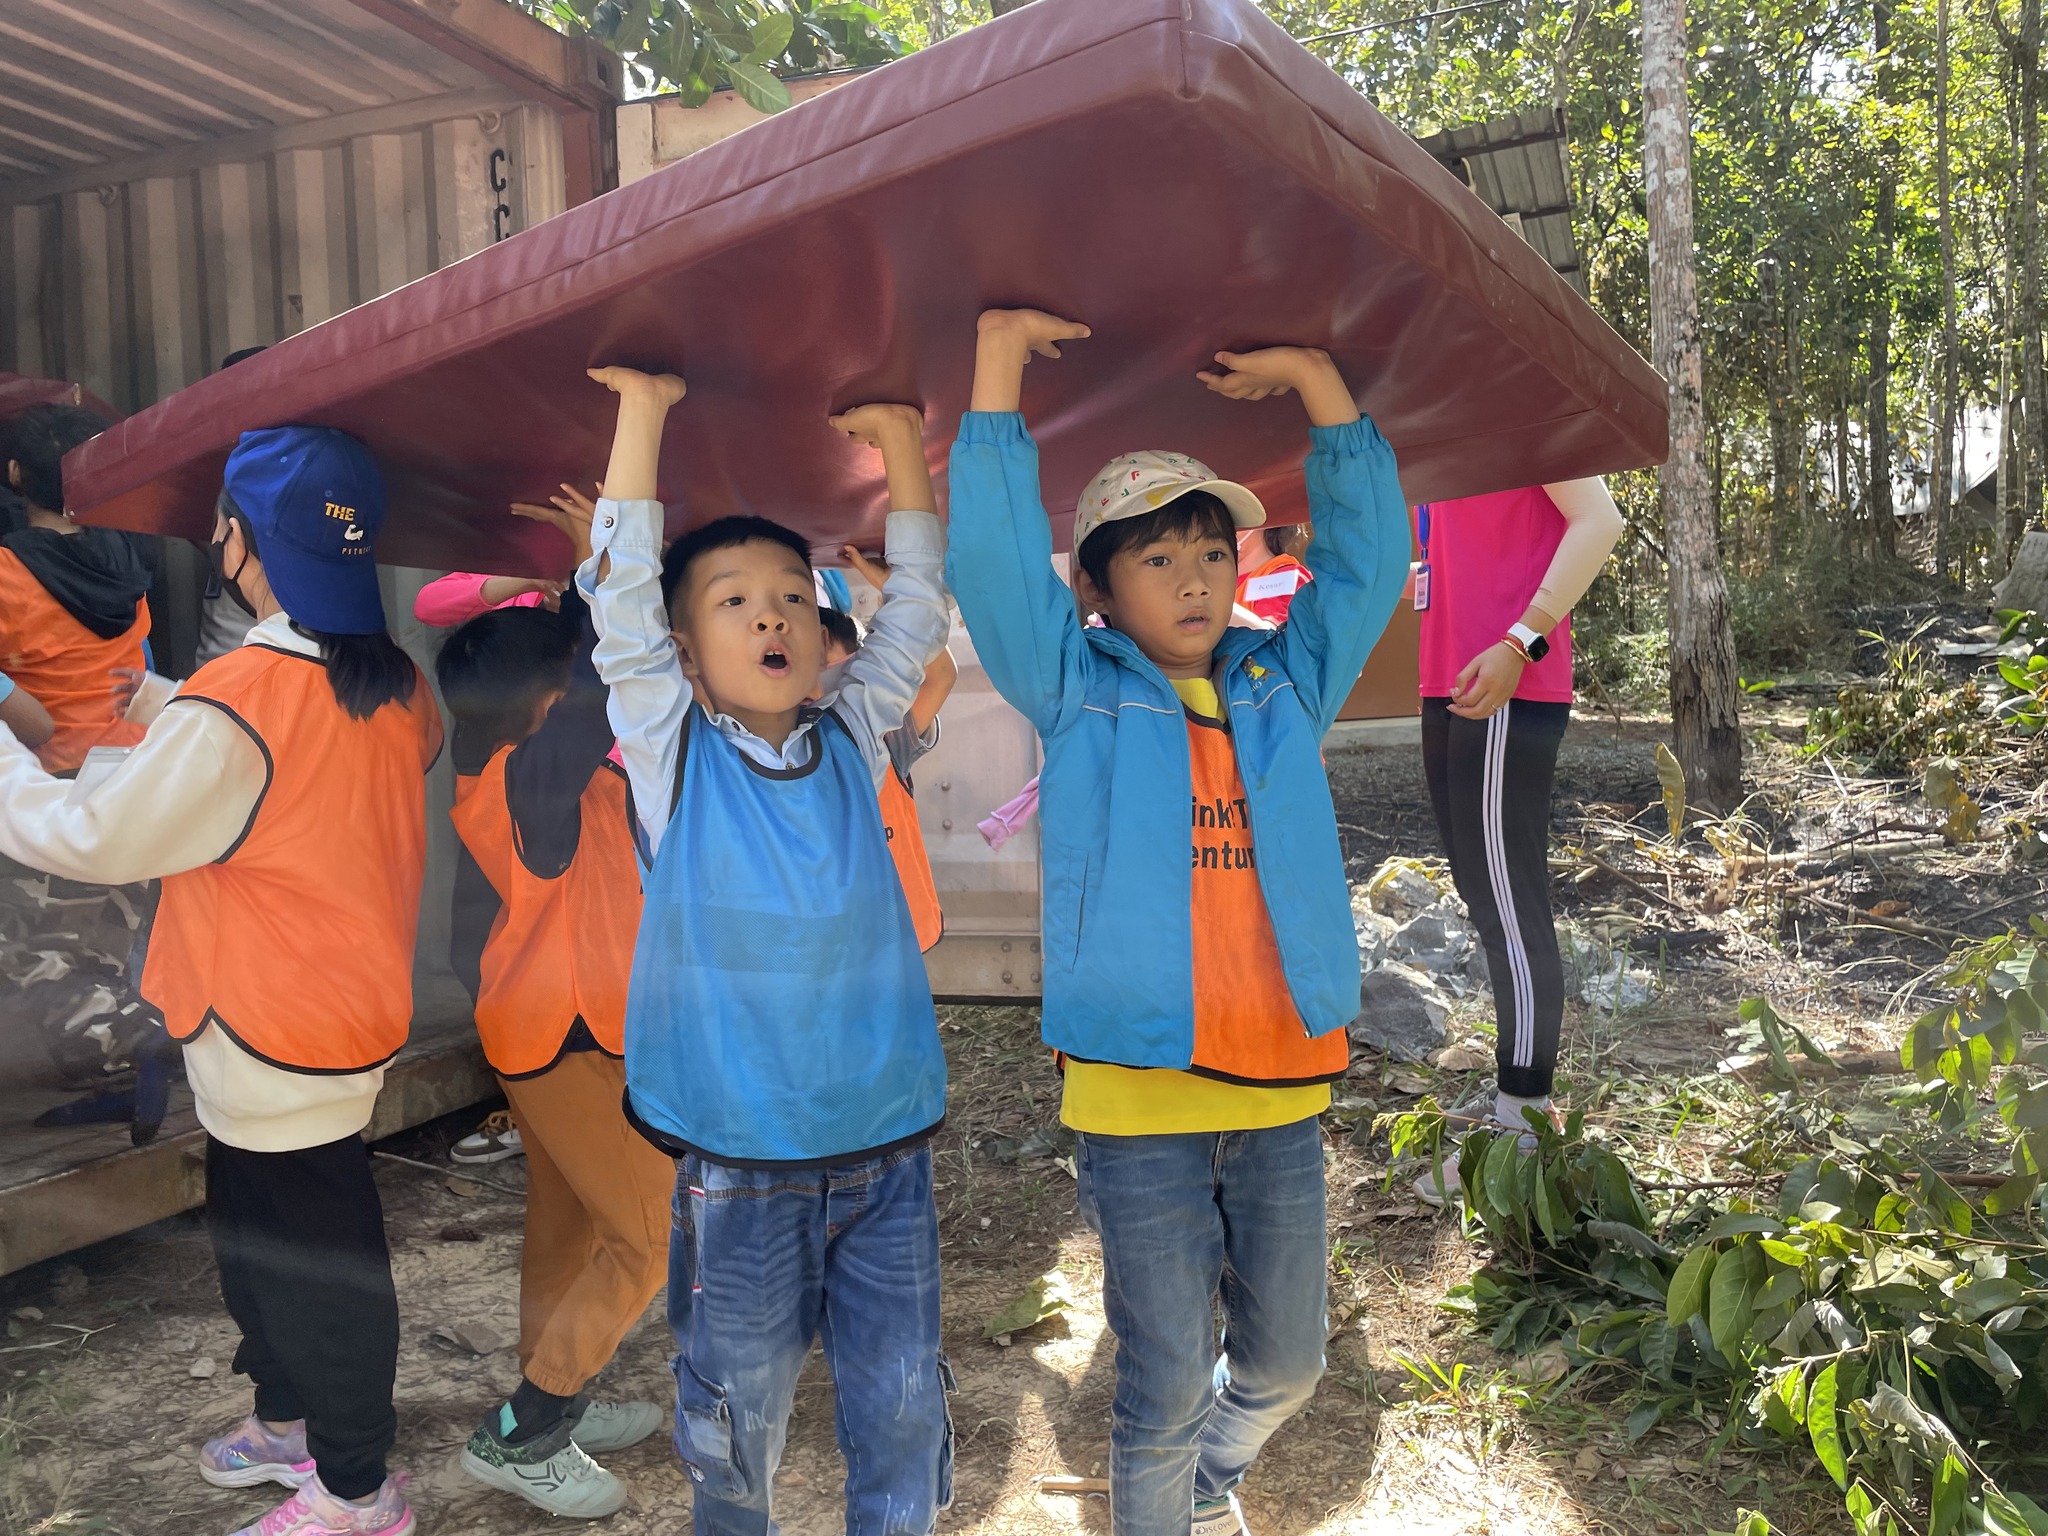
[205,1135,400,1500]
[1421,697,1571,1100]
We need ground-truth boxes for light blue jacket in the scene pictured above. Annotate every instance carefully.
[946,412,1409,1067]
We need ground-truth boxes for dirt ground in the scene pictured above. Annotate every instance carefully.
[3,706,2038,1536]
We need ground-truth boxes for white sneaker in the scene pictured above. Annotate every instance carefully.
[452,1111,523,1164]
[569,1397,664,1454]
[1193,1494,1248,1536]
[462,1414,627,1519]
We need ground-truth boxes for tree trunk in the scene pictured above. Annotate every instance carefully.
[926,0,951,41]
[2020,0,2045,534]
[1644,0,1743,812]
[2002,183,2024,563]
[1934,0,1958,580]
[1762,259,1798,560]
[1867,0,1898,558]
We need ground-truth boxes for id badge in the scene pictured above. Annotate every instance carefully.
[1411,561,1430,612]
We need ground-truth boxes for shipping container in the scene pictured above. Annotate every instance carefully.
[0,0,620,1276]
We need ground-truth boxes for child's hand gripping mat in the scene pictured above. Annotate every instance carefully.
[63,0,1667,573]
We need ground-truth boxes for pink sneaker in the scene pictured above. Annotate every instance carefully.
[227,1471,414,1536]
[200,1416,315,1489]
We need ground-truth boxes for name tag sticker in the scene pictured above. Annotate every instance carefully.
[1412,562,1430,611]
[1242,570,1302,602]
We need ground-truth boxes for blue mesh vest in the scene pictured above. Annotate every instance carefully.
[622,705,947,1166]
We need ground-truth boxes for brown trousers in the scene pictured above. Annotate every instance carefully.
[499,1051,673,1396]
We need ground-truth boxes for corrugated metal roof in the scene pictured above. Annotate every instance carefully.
[0,0,492,183]
[1417,107,1583,294]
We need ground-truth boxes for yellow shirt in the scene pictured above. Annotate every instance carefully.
[1060,677,1334,1136]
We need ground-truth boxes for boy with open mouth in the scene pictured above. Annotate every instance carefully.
[578,365,957,1536]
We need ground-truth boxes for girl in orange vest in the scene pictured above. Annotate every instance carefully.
[1233,520,1314,627]
[818,548,957,952]
[0,404,152,773]
[0,427,438,1536]
[431,490,674,1521]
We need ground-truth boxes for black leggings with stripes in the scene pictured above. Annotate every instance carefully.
[1421,696,1571,1100]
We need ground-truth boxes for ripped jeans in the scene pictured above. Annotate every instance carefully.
[667,1144,954,1536]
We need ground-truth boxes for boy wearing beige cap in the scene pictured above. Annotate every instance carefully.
[946,310,1409,1536]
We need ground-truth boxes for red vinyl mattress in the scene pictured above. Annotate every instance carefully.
[64,0,1668,574]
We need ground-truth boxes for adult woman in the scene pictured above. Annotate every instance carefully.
[0,427,441,1536]
[1411,479,1624,1202]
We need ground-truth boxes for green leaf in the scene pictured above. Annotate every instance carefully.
[1754,1267,1803,1310]
[1667,1246,1716,1327]
[1639,1317,1676,1382]
[1656,742,1687,837]
[982,1271,1073,1340]
[1624,1398,1666,1441]
[1780,1361,1808,1423]
[723,57,792,113]
[1931,1453,1967,1536]
[1806,1361,1848,1490]
[1984,1172,2042,1215]
[1759,1237,1808,1266]
[1532,1165,1567,1246]
[744,10,795,61]
[1709,1245,1754,1360]
[1481,1131,1523,1223]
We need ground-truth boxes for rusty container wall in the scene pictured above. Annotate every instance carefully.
[0,98,572,982]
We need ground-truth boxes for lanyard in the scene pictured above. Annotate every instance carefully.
[1418,504,1430,557]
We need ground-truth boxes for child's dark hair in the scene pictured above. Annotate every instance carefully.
[1075,490,1236,598]
[1,403,111,512]
[434,607,577,763]
[1267,522,1312,560]
[819,605,861,655]
[227,510,418,721]
[659,515,813,617]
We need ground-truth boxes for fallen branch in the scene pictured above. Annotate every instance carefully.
[1037,1477,1111,1496]
[1583,852,1690,912]
[1717,1048,1910,1085]
[1805,894,1969,945]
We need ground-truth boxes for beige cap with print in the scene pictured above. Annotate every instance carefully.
[1072,450,1267,557]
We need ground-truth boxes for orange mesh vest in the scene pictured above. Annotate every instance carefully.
[448,748,641,1075]
[1186,708,1349,1085]
[879,764,944,953]
[143,645,441,1073]
[0,550,149,773]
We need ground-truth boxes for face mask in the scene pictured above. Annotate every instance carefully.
[209,533,257,618]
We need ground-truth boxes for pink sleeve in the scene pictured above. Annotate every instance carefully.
[413,572,497,627]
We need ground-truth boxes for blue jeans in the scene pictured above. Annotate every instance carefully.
[666,1144,953,1536]
[1077,1118,1329,1536]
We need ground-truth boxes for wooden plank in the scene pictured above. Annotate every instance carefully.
[0,986,493,1277]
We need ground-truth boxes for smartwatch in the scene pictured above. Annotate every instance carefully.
[1508,622,1550,663]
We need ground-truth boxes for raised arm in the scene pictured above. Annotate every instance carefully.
[825,404,954,785]
[947,309,1100,736]
[575,367,691,851]
[841,546,959,740]
[1199,347,1406,735]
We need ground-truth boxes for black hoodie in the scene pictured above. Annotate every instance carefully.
[1,525,155,640]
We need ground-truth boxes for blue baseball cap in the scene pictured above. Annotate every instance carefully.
[222,427,387,635]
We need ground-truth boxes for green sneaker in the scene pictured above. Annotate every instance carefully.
[460,1410,627,1519]
[568,1397,665,1455]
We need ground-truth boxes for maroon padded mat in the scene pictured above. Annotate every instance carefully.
[64,0,1666,575]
